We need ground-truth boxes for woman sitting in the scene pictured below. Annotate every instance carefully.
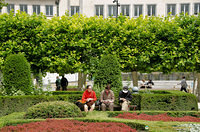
[81,85,97,112]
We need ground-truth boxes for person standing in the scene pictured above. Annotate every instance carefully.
[55,76,61,91]
[82,85,97,112]
[119,86,133,111]
[61,75,68,91]
[178,76,188,93]
[100,84,115,111]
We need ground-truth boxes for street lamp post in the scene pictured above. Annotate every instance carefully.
[113,0,120,18]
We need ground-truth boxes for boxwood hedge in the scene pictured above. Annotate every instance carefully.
[0,94,82,117]
[0,90,198,117]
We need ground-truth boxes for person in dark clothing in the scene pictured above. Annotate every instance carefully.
[178,76,188,93]
[61,75,68,91]
[55,76,61,91]
[146,79,154,89]
[119,86,133,111]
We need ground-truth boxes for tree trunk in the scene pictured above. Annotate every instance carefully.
[196,73,200,101]
[78,72,82,90]
[131,71,138,87]
[78,72,87,90]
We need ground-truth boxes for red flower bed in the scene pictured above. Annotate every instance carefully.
[0,119,137,132]
[115,113,200,122]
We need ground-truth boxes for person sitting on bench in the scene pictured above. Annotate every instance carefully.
[119,86,133,111]
[146,79,154,89]
[100,84,115,111]
[81,85,97,112]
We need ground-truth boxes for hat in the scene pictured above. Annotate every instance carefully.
[122,86,128,93]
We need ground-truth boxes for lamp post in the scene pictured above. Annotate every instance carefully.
[113,0,120,18]
[55,0,60,16]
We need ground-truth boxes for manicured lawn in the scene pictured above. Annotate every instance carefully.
[0,111,200,132]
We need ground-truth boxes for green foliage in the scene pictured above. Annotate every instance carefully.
[52,91,83,95]
[24,101,83,119]
[0,0,7,10]
[107,111,200,118]
[2,53,33,95]
[0,12,200,75]
[94,55,122,91]
[140,91,198,111]
[0,94,82,117]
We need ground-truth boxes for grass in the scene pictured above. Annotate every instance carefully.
[0,111,199,132]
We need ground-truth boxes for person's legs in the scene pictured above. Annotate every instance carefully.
[121,101,129,111]
[101,103,107,111]
[108,103,114,111]
[183,88,188,93]
[84,104,88,112]
[89,103,95,112]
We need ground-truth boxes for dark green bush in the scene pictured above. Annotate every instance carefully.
[94,54,122,93]
[2,53,33,95]
[0,94,82,117]
[140,91,198,111]
[24,101,83,119]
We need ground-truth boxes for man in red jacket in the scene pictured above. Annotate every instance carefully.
[82,85,97,112]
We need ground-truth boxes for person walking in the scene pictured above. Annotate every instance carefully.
[61,75,68,91]
[55,76,61,91]
[100,84,115,111]
[119,86,133,111]
[178,76,188,93]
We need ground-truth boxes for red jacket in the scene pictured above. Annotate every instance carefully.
[82,90,97,102]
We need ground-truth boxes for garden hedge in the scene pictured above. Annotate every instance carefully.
[52,91,83,95]
[139,90,198,111]
[0,90,198,117]
[107,111,200,118]
[0,94,82,117]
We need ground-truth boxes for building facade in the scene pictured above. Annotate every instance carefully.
[0,0,200,18]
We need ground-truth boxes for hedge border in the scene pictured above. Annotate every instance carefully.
[107,111,200,118]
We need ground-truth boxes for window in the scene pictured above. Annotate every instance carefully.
[33,5,40,15]
[147,5,156,16]
[20,4,27,13]
[71,6,79,16]
[46,5,53,16]
[194,3,200,15]
[134,5,143,17]
[121,5,129,16]
[167,4,176,15]
[95,5,104,16]
[181,4,189,15]
[108,5,117,17]
[7,4,14,13]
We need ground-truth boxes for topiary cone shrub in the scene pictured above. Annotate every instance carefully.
[24,101,83,119]
[2,53,33,95]
[94,54,122,94]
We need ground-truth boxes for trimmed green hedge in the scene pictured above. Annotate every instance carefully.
[0,94,82,117]
[107,111,200,118]
[140,91,198,111]
[75,118,146,131]
[116,90,198,111]
[52,91,83,95]
[25,101,83,119]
